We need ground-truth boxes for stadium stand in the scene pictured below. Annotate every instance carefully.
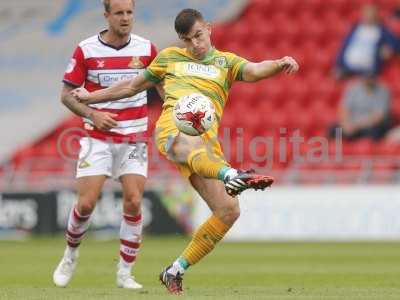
[212,0,400,182]
[2,0,400,188]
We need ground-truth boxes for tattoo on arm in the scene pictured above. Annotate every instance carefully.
[61,85,93,118]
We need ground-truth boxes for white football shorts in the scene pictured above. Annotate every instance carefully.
[76,137,148,179]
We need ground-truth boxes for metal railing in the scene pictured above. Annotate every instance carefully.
[1,155,400,191]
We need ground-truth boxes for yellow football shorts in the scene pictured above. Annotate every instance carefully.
[155,107,227,178]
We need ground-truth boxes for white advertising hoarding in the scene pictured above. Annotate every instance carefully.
[193,186,400,240]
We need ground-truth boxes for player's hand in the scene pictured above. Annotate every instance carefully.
[277,56,299,74]
[89,111,118,131]
[71,87,90,103]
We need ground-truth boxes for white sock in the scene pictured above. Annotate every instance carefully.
[65,246,79,259]
[119,213,142,273]
[223,168,238,181]
[167,257,187,276]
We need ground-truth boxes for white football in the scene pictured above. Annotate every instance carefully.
[173,93,216,136]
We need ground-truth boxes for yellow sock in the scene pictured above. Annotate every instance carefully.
[182,215,230,266]
[187,148,227,179]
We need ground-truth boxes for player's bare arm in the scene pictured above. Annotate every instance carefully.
[72,74,156,104]
[61,84,118,131]
[61,84,95,118]
[242,56,299,82]
[155,82,165,100]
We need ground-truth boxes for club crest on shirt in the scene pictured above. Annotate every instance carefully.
[214,56,227,68]
[129,56,144,68]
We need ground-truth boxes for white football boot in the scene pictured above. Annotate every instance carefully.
[53,247,79,287]
[116,267,143,289]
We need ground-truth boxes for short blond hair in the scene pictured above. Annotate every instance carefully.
[102,0,135,13]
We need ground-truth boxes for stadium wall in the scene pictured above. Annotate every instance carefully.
[3,185,400,241]
[194,186,400,241]
[0,188,192,239]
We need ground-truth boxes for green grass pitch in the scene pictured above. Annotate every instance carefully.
[1,237,400,299]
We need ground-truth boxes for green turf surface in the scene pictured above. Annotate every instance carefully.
[0,237,399,299]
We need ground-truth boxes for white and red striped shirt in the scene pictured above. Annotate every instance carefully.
[63,30,157,143]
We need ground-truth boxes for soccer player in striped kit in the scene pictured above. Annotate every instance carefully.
[73,8,298,295]
[53,0,160,289]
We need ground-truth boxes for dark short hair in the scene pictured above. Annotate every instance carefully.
[175,8,204,35]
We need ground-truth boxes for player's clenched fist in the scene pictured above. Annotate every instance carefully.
[71,87,90,103]
[277,56,299,74]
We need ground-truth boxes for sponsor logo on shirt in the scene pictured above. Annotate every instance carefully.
[98,71,139,87]
[214,56,227,68]
[184,63,220,78]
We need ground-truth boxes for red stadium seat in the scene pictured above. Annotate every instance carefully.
[342,139,374,156]
[304,0,326,15]
[373,141,400,156]
[285,79,310,106]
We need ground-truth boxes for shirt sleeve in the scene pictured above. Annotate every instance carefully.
[150,43,158,62]
[227,52,249,83]
[143,49,169,83]
[63,46,87,87]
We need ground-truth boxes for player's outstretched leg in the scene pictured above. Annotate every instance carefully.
[53,205,90,287]
[187,148,274,196]
[169,134,274,196]
[221,168,274,197]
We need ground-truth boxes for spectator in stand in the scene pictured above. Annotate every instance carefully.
[387,1,400,36]
[329,74,392,141]
[394,1,400,18]
[335,4,400,79]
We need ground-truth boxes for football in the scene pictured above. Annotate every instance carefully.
[173,93,216,136]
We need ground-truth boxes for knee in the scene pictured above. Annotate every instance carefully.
[170,135,203,162]
[171,144,194,163]
[124,191,142,213]
[227,205,241,224]
[76,198,96,215]
[216,203,240,226]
